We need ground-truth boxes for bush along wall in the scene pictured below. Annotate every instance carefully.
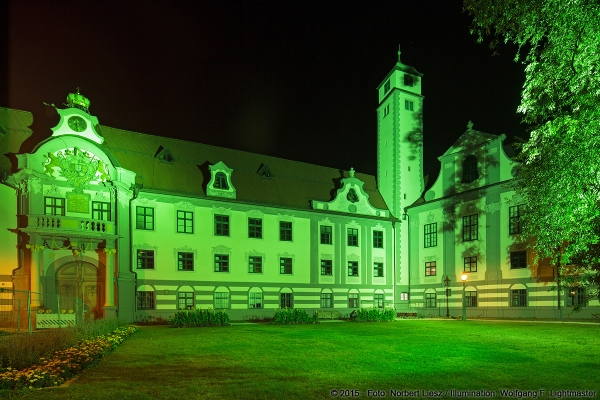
[168,309,230,327]
[272,308,319,325]
[350,308,396,322]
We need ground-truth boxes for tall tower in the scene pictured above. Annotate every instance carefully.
[376,47,424,308]
[376,47,424,217]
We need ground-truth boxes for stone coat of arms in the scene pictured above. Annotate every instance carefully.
[44,147,110,193]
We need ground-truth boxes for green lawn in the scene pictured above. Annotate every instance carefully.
[17,320,600,399]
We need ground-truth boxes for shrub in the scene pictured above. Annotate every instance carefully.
[272,308,319,325]
[350,308,396,322]
[0,325,137,392]
[168,309,230,327]
[0,319,128,371]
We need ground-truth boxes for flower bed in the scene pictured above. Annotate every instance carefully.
[0,325,137,391]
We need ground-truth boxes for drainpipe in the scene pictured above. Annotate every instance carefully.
[127,183,141,321]
[404,208,411,311]
[392,219,396,308]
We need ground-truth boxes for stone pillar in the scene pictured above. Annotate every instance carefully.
[103,248,117,319]
[26,243,45,309]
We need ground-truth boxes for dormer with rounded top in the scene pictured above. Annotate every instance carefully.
[207,161,236,199]
[50,88,104,145]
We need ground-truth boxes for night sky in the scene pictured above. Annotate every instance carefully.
[3,1,526,182]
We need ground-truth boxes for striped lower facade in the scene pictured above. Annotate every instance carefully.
[135,281,394,321]
[407,279,600,319]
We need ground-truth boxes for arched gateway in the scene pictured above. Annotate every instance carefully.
[56,261,105,321]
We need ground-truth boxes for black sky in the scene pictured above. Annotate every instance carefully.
[4,1,526,181]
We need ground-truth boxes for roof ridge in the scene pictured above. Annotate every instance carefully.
[99,124,376,179]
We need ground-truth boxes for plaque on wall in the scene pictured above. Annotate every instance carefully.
[67,192,90,213]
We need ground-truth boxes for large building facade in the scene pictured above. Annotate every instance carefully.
[0,54,598,325]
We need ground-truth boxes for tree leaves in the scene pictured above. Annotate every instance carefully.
[464,0,600,303]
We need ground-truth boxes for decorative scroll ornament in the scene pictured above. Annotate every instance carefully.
[44,147,110,193]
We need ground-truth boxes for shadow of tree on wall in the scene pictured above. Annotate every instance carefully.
[404,106,423,163]
[434,126,503,270]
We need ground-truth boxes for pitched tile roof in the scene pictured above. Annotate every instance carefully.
[99,125,389,213]
[0,107,33,172]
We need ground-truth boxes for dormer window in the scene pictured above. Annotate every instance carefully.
[207,161,236,199]
[257,164,273,179]
[404,74,414,87]
[155,146,174,164]
[214,172,229,189]
[462,155,479,183]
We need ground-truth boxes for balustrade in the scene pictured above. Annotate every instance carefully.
[29,215,114,234]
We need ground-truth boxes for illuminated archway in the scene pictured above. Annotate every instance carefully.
[56,261,104,320]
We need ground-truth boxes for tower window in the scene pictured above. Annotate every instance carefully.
[383,104,390,117]
[384,79,391,93]
[404,100,414,111]
[404,74,414,87]
[462,155,479,183]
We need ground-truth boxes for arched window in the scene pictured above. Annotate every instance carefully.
[424,289,436,308]
[214,286,230,309]
[462,155,479,183]
[178,286,194,310]
[248,287,263,309]
[214,172,229,189]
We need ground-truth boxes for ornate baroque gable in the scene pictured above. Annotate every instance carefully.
[312,168,388,217]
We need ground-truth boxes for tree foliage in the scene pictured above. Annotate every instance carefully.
[463,0,600,307]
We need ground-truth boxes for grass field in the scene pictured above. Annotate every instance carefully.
[16,320,600,399]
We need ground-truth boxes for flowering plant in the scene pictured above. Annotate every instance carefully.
[0,325,137,391]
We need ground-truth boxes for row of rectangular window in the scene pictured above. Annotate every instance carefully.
[322,226,384,248]
[139,208,386,248]
[45,197,112,220]
[138,208,295,240]
[423,251,528,276]
[423,205,524,248]
[137,291,386,310]
[138,250,384,277]
[139,251,294,274]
